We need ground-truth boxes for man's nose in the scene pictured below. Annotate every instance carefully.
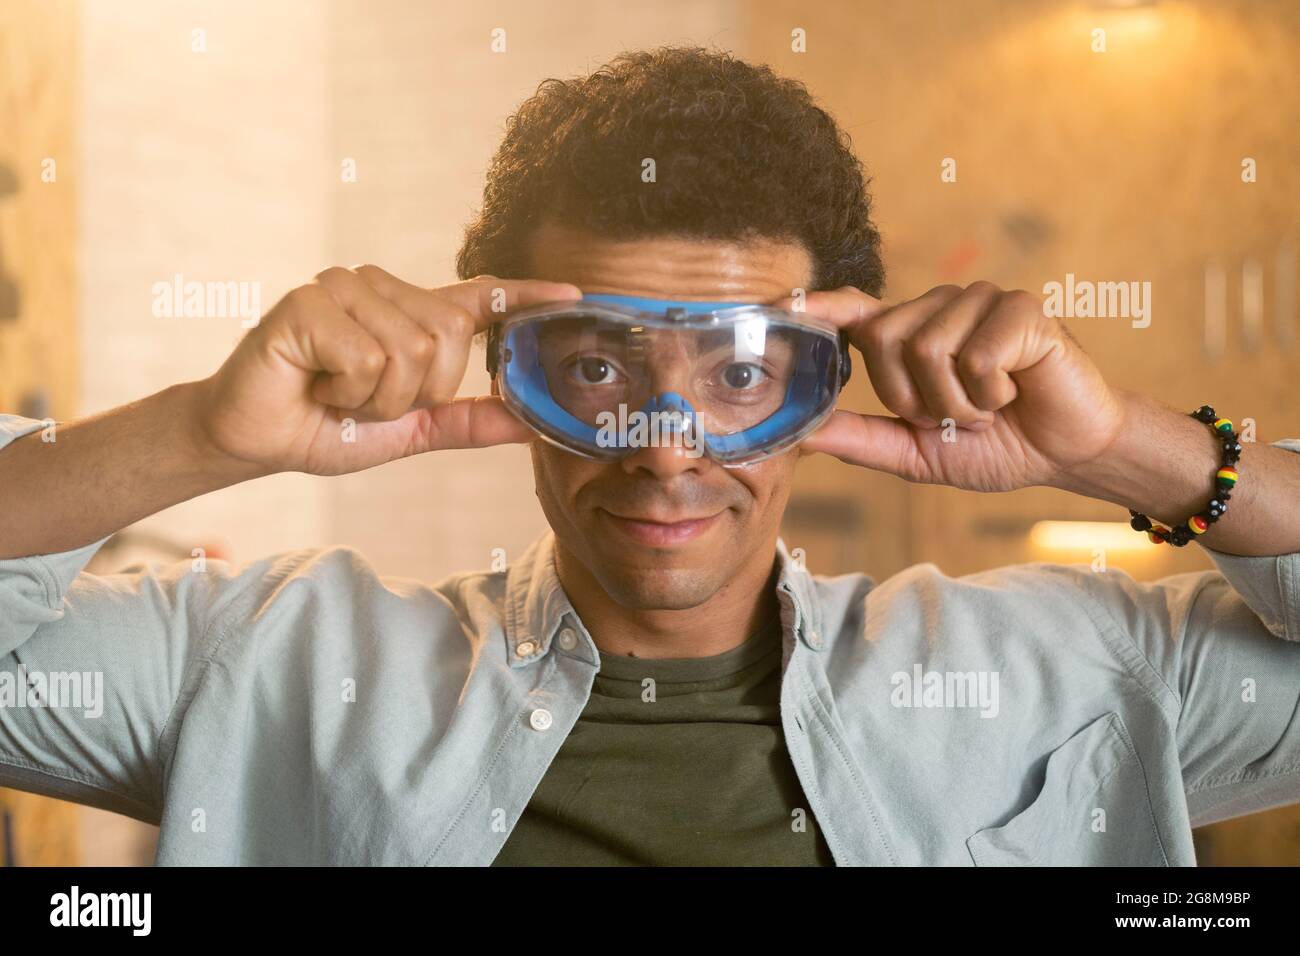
[619,442,708,480]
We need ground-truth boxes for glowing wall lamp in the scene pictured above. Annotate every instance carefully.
[1028,520,1159,554]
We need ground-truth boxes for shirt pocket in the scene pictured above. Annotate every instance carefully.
[966,711,1168,866]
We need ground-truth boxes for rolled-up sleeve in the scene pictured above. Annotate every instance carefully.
[1070,438,1300,828]
[1197,438,1300,644]
[0,413,220,821]
[0,415,114,656]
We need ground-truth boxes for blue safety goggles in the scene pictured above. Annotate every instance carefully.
[487,294,851,465]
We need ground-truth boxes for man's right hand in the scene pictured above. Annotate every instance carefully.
[195,266,580,476]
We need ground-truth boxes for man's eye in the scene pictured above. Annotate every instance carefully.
[720,363,766,389]
[568,356,621,385]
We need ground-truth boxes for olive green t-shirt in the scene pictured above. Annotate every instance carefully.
[493,620,835,866]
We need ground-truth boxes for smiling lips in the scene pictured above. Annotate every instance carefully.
[600,509,722,546]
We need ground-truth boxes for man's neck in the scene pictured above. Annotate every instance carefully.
[553,541,783,660]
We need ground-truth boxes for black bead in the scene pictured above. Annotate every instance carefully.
[1194,405,1216,422]
[1223,441,1243,455]
[1209,498,1226,511]
[1130,514,1152,532]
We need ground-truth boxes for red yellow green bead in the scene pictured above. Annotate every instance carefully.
[1131,406,1241,548]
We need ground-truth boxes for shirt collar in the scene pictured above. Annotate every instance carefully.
[503,531,826,668]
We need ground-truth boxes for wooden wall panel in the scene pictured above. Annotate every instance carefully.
[0,0,81,867]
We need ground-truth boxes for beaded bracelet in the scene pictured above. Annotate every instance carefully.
[1128,405,1241,547]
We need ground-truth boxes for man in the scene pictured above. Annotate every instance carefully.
[2,46,1299,866]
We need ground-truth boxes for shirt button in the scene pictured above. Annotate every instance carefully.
[516,640,538,658]
[807,630,823,649]
[557,627,578,651]
[529,708,553,731]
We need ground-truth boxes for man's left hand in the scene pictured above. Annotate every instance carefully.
[786,282,1126,492]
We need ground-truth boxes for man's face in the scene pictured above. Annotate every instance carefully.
[521,222,815,611]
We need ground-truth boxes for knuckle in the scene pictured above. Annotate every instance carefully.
[438,305,475,338]
[409,334,436,362]
[355,346,387,377]
[965,279,1001,296]
[314,265,351,285]
[957,348,996,379]
[861,318,891,352]
[1004,288,1044,313]
[282,285,333,322]
[282,285,315,312]
[904,333,945,365]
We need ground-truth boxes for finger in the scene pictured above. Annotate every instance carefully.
[798,409,922,479]
[268,285,388,409]
[352,264,463,332]
[433,276,583,333]
[351,265,477,407]
[408,395,535,453]
[314,267,436,421]
[956,290,1058,412]
[769,286,890,332]
[776,286,946,427]
[902,282,1002,428]
[856,286,964,427]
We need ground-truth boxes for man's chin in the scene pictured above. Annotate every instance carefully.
[590,562,724,611]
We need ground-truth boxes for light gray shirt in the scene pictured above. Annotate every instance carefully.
[3,412,1300,865]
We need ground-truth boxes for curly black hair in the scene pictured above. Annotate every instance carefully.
[455,45,884,297]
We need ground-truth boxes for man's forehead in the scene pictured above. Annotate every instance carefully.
[524,221,813,305]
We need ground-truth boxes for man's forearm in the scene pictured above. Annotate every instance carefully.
[0,380,271,559]
[1051,388,1300,557]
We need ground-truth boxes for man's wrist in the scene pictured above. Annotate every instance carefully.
[171,379,276,487]
[1048,389,1223,528]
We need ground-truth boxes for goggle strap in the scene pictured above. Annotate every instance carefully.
[486,323,501,376]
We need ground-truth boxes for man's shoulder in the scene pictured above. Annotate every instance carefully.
[810,557,1107,601]
[193,544,511,645]
[214,543,504,592]
[808,557,1144,650]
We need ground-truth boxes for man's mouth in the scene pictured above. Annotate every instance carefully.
[598,508,723,547]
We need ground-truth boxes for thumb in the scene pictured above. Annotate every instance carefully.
[799,410,920,477]
[410,395,534,453]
